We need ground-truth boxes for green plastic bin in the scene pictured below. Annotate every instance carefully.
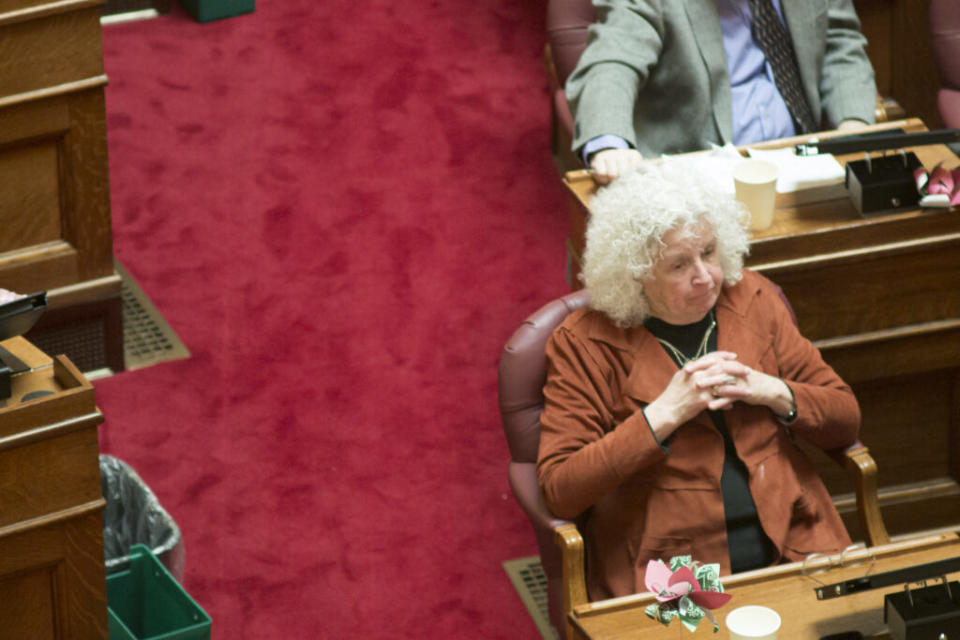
[107,544,211,640]
[179,0,254,22]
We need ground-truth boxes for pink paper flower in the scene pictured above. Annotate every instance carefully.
[928,164,954,196]
[645,559,732,610]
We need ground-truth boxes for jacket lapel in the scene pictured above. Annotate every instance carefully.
[716,298,770,372]
[621,330,719,436]
[684,0,734,144]
[715,276,775,442]
[583,314,678,405]
[623,330,679,405]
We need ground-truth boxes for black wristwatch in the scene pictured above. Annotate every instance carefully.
[776,405,798,424]
[776,383,798,424]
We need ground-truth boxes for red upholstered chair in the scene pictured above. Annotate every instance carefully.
[498,288,890,640]
[498,289,590,639]
[545,0,594,172]
[930,0,960,129]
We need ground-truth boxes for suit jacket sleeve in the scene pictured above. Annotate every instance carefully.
[817,0,878,126]
[565,0,666,152]
[537,324,667,520]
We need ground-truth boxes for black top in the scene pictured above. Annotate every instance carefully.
[644,311,776,573]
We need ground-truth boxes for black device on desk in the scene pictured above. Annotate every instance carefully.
[0,292,47,401]
[794,129,960,217]
[794,130,960,157]
[845,152,924,215]
[885,578,960,640]
[813,554,960,640]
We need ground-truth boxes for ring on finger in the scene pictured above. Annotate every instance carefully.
[711,385,721,397]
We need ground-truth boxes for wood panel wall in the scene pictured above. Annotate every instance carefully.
[856,0,944,129]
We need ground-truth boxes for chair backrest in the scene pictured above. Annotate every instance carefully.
[499,289,591,464]
[546,0,594,88]
[498,288,591,639]
[930,0,960,128]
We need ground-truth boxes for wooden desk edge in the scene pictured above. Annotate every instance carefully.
[561,118,928,206]
[570,532,960,623]
[1,336,52,370]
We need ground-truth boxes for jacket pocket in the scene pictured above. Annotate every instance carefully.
[785,490,824,556]
[630,534,694,594]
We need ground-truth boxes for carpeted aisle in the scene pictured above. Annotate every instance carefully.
[95,1,570,638]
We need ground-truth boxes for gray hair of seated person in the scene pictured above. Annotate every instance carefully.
[582,161,751,327]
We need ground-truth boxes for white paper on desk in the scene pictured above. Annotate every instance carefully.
[661,145,741,195]
[663,144,847,206]
[746,146,847,204]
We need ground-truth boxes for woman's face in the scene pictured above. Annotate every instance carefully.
[642,223,723,325]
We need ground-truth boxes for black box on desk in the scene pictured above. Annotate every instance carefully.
[845,152,922,216]
[884,580,960,640]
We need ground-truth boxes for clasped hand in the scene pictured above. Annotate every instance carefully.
[643,351,789,440]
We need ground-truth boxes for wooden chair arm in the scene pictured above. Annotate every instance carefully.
[555,523,588,640]
[508,462,574,532]
[845,444,891,547]
[538,446,890,640]
[876,95,906,123]
[544,43,560,92]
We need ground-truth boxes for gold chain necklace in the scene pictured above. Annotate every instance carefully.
[654,311,716,367]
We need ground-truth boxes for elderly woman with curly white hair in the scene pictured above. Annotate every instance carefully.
[537,163,860,601]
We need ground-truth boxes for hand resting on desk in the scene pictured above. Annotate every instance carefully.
[588,121,868,184]
[588,148,644,184]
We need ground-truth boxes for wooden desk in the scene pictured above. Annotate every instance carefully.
[563,119,960,540]
[564,119,955,279]
[0,337,107,637]
[0,0,124,373]
[571,534,960,640]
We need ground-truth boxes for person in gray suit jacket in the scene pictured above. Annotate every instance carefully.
[568,0,878,183]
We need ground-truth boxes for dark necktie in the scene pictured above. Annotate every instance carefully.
[747,0,819,133]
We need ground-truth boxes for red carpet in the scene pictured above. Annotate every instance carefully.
[95,1,570,637]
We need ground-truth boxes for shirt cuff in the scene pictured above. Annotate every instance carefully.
[581,135,631,168]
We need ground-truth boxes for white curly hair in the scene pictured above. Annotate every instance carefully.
[582,160,751,327]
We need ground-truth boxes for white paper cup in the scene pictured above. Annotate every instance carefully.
[725,605,781,640]
[732,159,780,231]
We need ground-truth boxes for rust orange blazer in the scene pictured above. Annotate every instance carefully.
[537,270,859,601]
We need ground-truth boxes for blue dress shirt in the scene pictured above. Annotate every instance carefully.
[717,0,796,145]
